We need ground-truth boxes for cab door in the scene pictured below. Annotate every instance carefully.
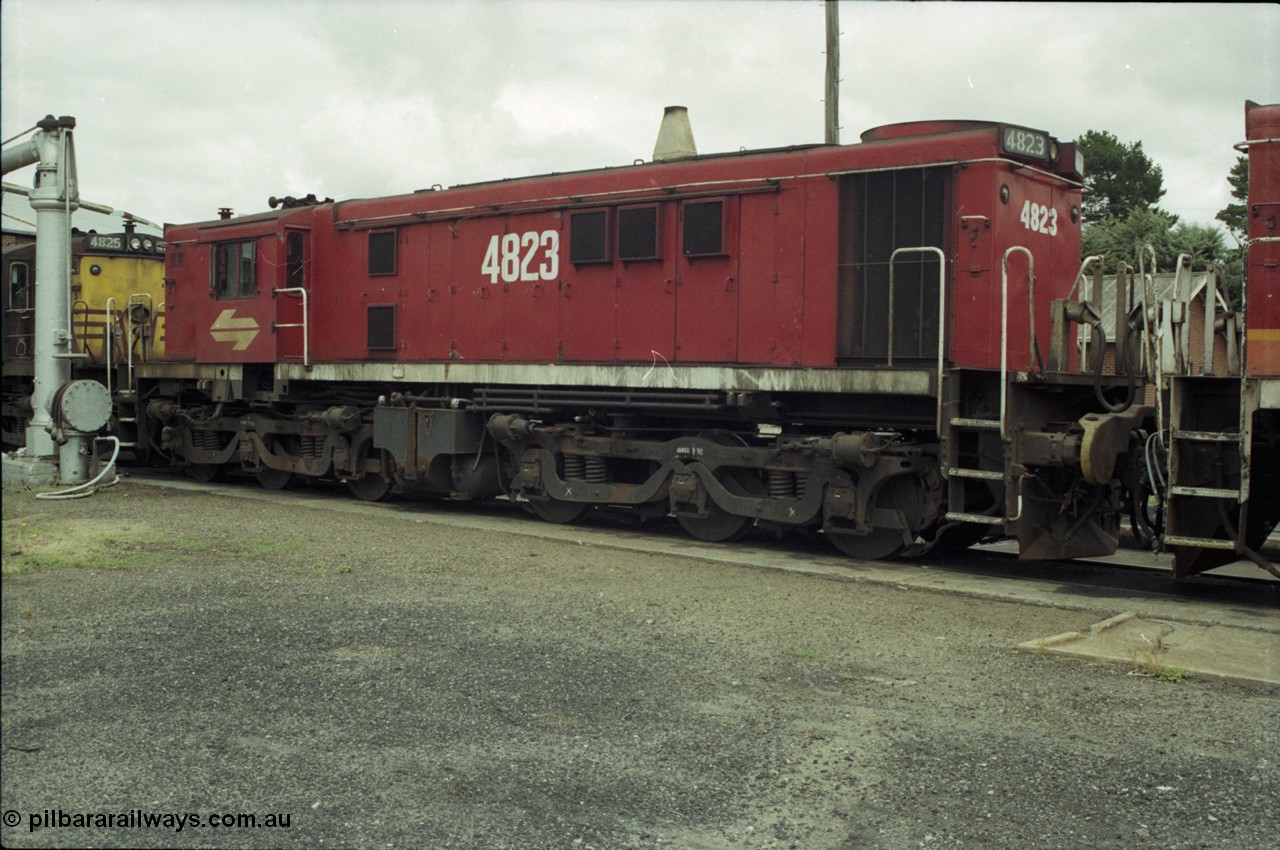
[276,229,309,364]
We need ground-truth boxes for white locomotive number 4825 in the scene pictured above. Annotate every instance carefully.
[1019,200,1058,236]
[482,230,560,284]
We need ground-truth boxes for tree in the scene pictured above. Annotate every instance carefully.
[1080,209,1227,269]
[1076,130,1169,223]
[1081,207,1179,267]
[1215,155,1248,246]
[1081,209,1238,304]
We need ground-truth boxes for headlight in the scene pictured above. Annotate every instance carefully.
[128,235,142,250]
[143,238,155,251]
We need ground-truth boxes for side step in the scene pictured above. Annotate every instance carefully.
[944,416,1006,527]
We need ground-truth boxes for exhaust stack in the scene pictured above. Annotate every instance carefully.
[653,106,697,162]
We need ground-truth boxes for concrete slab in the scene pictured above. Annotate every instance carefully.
[1,452,59,491]
[1020,611,1280,685]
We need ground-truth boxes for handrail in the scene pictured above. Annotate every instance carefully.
[272,287,310,367]
[104,296,116,398]
[126,292,153,391]
[1203,261,1224,375]
[72,299,92,360]
[1000,246,1036,440]
[1070,255,1104,372]
[887,246,947,432]
[1137,245,1164,445]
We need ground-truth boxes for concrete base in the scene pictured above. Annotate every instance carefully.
[2,452,60,491]
[1020,612,1280,685]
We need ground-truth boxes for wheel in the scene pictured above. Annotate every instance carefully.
[678,494,756,542]
[186,463,222,483]
[526,497,592,524]
[526,497,593,524]
[676,430,762,543]
[825,475,923,561]
[348,449,394,501]
[926,521,991,554]
[825,526,908,560]
[255,466,297,490]
[348,473,393,502]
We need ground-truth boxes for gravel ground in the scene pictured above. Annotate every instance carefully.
[1,479,1277,850]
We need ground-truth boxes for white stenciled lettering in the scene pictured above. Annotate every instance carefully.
[482,230,560,284]
[1018,200,1058,237]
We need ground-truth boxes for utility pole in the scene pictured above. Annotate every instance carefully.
[825,0,840,145]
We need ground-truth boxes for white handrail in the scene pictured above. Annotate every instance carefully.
[887,246,947,432]
[1071,255,1104,372]
[272,287,310,367]
[1000,246,1036,440]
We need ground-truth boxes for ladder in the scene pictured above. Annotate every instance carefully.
[1162,376,1250,567]
[940,246,1038,531]
[943,413,1008,527]
[114,388,140,449]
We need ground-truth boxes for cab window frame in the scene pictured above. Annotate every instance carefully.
[210,239,258,299]
[8,261,31,310]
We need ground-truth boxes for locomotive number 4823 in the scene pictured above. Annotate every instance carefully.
[481,230,560,284]
[1018,200,1058,237]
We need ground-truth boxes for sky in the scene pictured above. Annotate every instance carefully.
[2,1,1277,240]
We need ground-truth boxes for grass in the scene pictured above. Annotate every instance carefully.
[1,514,304,576]
[1152,664,1188,683]
[1127,635,1189,683]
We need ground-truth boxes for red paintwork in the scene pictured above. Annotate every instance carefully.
[161,121,1084,373]
[1245,101,1280,378]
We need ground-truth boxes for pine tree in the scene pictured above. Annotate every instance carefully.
[1076,130,1169,223]
[1215,156,1248,246]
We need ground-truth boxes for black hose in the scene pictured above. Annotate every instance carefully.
[1091,321,1137,413]
[1214,466,1280,578]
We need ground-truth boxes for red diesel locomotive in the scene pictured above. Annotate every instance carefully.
[135,107,1275,570]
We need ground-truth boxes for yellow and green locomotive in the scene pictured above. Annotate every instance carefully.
[2,221,165,451]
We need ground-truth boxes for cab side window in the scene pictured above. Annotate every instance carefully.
[9,262,30,309]
[285,232,307,288]
[211,241,257,298]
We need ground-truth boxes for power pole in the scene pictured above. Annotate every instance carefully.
[825,0,840,144]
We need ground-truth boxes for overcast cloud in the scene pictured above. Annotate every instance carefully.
[3,1,1277,239]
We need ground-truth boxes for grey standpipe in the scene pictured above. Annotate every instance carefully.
[1,115,110,487]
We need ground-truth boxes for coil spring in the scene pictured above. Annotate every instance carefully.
[585,456,608,484]
[563,454,586,481]
[192,429,223,450]
[769,469,796,499]
[302,435,324,460]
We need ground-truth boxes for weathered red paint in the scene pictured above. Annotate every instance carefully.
[1245,100,1280,378]
[161,121,1084,374]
